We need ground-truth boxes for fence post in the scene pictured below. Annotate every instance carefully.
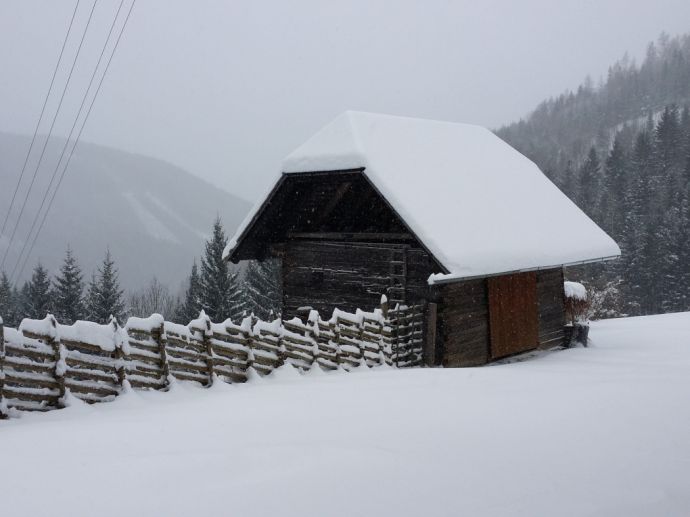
[357,316,366,368]
[276,327,286,369]
[202,317,214,386]
[48,315,67,407]
[391,307,400,368]
[242,321,254,375]
[249,314,261,375]
[0,317,6,419]
[333,318,342,368]
[306,319,318,370]
[154,322,170,388]
[111,317,127,388]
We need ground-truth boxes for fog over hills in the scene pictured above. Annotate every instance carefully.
[0,132,251,291]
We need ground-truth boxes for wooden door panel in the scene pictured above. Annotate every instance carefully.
[488,272,539,359]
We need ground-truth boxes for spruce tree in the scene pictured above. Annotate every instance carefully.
[175,260,203,323]
[17,283,30,323]
[601,135,627,236]
[560,160,577,200]
[577,146,601,216]
[200,218,244,322]
[52,247,85,324]
[0,272,14,325]
[86,250,125,323]
[620,130,654,314]
[653,105,681,177]
[243,259,281,320]
[25,263,52,319]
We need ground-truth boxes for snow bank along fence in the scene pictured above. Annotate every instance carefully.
[0,302,424,416]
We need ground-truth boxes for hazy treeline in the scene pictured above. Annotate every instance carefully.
[498,33,690,316]
[0,218,281,327]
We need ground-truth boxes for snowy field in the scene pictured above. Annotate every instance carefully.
[1,312,689,517]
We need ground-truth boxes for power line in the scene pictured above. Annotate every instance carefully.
[12,0,137,284]
[8,0,127,283]
[0,0,81,244]
[0,0,99,273]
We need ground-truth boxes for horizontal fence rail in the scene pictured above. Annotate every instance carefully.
[0,301,425,417]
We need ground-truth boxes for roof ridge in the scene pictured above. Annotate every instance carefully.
[344,111,368,167]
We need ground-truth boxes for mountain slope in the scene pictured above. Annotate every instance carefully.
[497,33,690,182]
[495,33,690,316]
[0,132,251,290]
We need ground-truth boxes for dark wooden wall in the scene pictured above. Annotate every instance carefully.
[282,241,435,319]
[536,268,566,349]
[432,267,566,367]
[433,278,490,367]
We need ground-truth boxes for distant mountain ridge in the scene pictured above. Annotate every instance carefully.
[0,132,251,290]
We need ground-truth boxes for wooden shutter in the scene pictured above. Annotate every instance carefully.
[488,272,539,360]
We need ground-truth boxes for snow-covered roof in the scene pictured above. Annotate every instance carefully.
[226,111,620,283]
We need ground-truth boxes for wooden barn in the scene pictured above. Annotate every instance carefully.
[224,112,620,366]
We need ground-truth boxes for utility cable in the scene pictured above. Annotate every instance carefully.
[8,0,126,283]
[0,0,99,273]
[0,1,81,245]
[12,0,137,284]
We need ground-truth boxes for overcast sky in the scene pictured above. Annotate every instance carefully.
[1,0,690,202]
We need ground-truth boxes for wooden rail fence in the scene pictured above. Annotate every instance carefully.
[0,302,424,417]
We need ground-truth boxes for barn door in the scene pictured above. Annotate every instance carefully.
[488,272,539,359]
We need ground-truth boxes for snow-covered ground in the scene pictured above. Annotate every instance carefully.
[2,312,689,516]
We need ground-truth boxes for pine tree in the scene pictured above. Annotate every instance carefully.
[176,260,203,323]
[17,283,30,323]
[0,272,15,326]
[600,135,627,237]
[620,130,654,314]
[560,160,578,200]
[243,259,281,320]
[653,105,681,177]
[51,247,85,324]
[577,146,601,216]
[25,263,52,319]
[86,250,125,323]
[200,218,244,322]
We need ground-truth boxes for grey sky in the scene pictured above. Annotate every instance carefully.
[2,0,689,202]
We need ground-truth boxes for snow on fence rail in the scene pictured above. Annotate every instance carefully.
[0,302,424,417]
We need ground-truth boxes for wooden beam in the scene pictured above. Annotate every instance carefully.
[287,232,415,241]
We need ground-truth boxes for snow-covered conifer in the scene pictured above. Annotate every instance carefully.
[25,263,52,319]
[242,259,281,320]
[176,260,203,323]
[200,218,244,322]
[86,250,125,323]
[0,272,16,326]
[51,247,85,324]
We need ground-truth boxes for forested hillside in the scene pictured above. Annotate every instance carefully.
[498,33,690,316]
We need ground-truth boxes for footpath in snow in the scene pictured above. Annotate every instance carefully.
[1,312,689,517]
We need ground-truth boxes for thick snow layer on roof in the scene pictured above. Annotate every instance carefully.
[227,112,620,280]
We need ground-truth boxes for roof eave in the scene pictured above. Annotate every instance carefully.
[427,254,620,285]
[226,168,368,263]
[226,175,288,263]
[358,172,450,275]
